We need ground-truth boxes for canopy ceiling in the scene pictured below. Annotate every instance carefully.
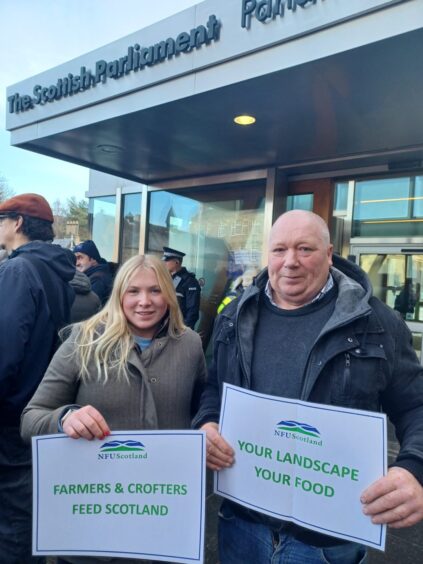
[16,28,423,184]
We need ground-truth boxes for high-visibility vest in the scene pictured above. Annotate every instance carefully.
[217,294,237,314]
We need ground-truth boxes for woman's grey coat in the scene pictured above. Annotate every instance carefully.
[21,327,206,438]
[21,327,206,563]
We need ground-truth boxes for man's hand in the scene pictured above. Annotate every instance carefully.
[361,467,423,528]
[62,405,110,440]
[201,422,235,471]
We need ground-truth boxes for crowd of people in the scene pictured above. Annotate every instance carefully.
[0,192,423,563]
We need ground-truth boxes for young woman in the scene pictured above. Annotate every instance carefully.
[22,253,206,440]
[21,254,206,563]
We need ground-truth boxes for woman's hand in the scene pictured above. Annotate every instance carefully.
[62,405,111,440]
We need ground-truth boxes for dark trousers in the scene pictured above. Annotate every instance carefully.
[0,426,44,564]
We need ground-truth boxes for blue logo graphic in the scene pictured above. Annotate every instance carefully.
[100,440,145,453]
[276,420,320,438]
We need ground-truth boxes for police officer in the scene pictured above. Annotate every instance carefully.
[162,247,201,329]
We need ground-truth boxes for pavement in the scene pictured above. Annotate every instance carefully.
[204,423,423,563]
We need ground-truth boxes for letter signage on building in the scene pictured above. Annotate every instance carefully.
[6,0,410,132]
[241,0,321,29]
[7,15,220,115]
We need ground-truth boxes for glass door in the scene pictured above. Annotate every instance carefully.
[350,245,423,363]
[147,180,266,351]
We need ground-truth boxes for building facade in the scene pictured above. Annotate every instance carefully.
[6,0,423,352]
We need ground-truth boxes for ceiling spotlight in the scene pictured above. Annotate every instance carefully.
[96,144,123,154]
[234,114,256,126]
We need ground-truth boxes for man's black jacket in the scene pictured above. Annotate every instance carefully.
[0,241,75,426]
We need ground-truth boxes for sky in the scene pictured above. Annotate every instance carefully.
[0,0,199,206]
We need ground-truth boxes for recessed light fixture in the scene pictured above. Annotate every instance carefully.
[234,114,256,126]
[96,144,123,154]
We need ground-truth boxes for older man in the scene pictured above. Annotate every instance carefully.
[193,210,423,564]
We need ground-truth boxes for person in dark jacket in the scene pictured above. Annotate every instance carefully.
[394,277,417,319]
[0,193,75,563]
[162,246,201,329]
[193,210,423,564]
[73,239,113,305]
[69,269,101,323]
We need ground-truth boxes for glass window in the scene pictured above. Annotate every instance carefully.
[147,181,266,349]
[286,194,313,211]
[89,196,116,261]
[120,193,141,263]
[359,251,423,360]
[352,176,423,237]
[412,176,423,217]
[334,182,349,213]
[359,252,423,321]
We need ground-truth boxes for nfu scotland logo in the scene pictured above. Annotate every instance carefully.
[274,420,322,446]
[98,440,148,460]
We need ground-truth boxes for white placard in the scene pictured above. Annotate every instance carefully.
[216,384,387,550]
[32,431,206,562]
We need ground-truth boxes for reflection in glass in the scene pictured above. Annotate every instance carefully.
[334,182,349,213]
[413,176,423,217]
[359,253,423,320]
[120,193,141,263]
[352,176,423,237]
[287,194,314,211]
[359,252,423,359]
[147,181,266,349]
[89,196,116,261]
[354,178,410,220]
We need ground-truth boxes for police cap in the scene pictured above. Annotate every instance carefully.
[162,247,186,262]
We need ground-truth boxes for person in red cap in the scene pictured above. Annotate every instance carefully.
[0,193,76,562]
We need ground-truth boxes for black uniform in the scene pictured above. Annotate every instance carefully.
[172,267,201,329]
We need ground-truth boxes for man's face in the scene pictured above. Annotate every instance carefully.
[0,216,19,251]
[268,213,333,309]
[164,258,180,275]
[75,252,96,272]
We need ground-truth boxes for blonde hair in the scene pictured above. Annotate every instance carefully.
[73,254,185,382]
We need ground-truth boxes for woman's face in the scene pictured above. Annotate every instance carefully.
[122,268,168,338]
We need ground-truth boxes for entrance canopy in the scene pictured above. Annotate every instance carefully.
[6,0,423,183]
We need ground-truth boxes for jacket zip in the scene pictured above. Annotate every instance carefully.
[300,341,357,401]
